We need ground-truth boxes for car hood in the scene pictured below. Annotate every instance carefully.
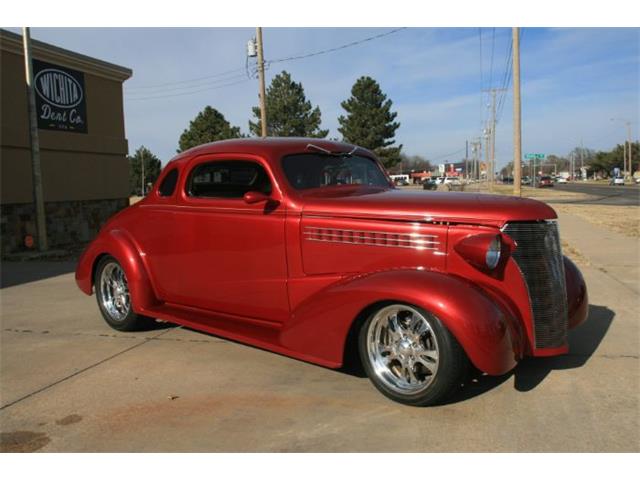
[299,188,556,227]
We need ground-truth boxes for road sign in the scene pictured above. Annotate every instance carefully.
[525,153,545,160]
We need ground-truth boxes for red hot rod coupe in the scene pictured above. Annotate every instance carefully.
[76,138,588,406]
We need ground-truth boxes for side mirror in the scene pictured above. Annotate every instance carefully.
[243,191,270,204]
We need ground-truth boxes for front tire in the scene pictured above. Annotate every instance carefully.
[359,303,468,406]
[94,255,153,331]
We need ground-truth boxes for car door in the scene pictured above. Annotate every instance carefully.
[154,154,289,324]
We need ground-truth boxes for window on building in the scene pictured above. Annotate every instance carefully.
[187,161,272,198]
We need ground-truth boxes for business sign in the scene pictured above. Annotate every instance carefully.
[33,59,88,133]
[524,153,545,160]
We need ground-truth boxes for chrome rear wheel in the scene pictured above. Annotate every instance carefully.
[99,262,131,322]
[94,255,153,332]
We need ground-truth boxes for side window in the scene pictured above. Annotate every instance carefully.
[187,160,272,198]
[158,168,179,197]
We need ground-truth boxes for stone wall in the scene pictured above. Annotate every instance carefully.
[1,198,128,254]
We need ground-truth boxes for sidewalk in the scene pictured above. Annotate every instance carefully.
[556,211,640,295]
[0,210,638,452]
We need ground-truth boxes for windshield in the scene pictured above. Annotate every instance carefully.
[281,153,391,190]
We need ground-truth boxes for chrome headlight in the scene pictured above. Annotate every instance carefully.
[485,236,502,269]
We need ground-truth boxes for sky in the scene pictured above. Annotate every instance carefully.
[8,27,639,167]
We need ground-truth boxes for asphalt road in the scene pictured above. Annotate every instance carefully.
[0,214,637,452]
[553,182,640,206]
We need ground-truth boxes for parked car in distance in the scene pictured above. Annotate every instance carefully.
[521,176,531,185]
[76,138,588,407]
[443,177,461,185]
[556,177,568,184]
[394,178,410,186]
[609,176,625,186]
[422,178,438,190]
[538,175,554,187]
[433,176,446,185]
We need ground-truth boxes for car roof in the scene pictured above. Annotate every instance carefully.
[167,137,374,167]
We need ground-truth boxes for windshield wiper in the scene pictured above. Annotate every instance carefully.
[306,143,361,157]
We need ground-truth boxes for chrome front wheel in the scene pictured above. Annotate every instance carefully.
[367,305,439,395]
[359,303,468,406]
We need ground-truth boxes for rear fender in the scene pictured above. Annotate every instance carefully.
[74,230,159,312]
[280,269,520,375]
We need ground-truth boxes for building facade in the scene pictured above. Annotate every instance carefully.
[0,29,132,254]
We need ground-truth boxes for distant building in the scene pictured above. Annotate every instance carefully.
[0,29,132,254]
[438,161,467,176]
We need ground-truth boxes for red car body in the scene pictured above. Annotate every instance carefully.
[76,138,588,379]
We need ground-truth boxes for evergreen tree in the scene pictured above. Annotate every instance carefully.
[589,142,639,176]
[178,106,242,152]
[338,76,402,169]
[128,146,162,195]
[249,71,328,138]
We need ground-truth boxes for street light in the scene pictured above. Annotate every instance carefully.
[611,118,634,178]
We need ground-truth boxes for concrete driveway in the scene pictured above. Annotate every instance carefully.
[1,220,638,452]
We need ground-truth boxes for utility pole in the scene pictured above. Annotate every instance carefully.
[141,149,145,196]
[476,138,481,181]
[483,87,507,191]
[483,124,490,187]
[22,27,48,251]
[256,27,267,138]
[471,138,481,182]
[512,27,522,196]
[580,138,584,181]
[571,152,575,180]
[611,118,634,177]
[626,121,633,177]
[465,140,469,180]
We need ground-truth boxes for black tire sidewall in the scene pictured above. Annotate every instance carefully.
[358,304,467,407]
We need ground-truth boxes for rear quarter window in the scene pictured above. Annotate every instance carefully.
[158,168,179,197]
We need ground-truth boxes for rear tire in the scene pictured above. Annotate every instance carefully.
[358,303,468,406]
[94,255,154,331]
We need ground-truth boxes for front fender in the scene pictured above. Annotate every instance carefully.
[280,269,521,375]
[564,256,588,330]
[74,229,159,312]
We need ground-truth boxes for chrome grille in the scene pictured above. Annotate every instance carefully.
[503,221,568,349]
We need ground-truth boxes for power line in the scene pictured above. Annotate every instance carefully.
[126,78,252,101]
[124,28,406,98]
[126,72,250,96]
[478,28,484,126]
[268,28,407,65]
[429,147,467,162]
[126,66,247,91]
[496,28,518,123]
[488,27,496,89]
[495,47,512,122]
[495,39,512,118]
